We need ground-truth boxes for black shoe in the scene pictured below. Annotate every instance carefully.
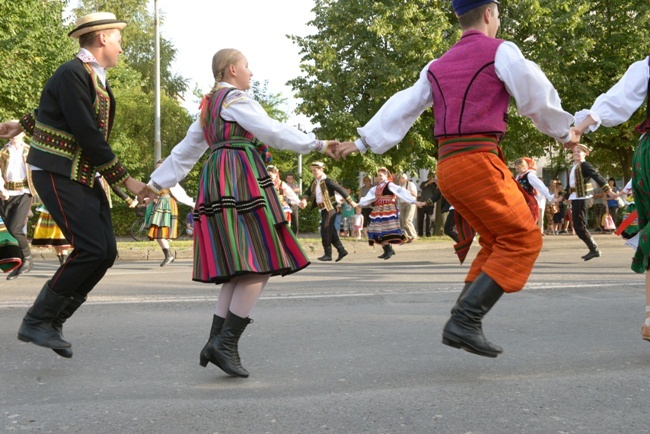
[199,315,225,367]
[384,245,395,260]
[583,250,601,261]
[318,255,332,261]
[160,255,175,267]
[7,256,32,280]
[377,245,389,259]
[442,272,504,358]
[50,295,86,358]
[335,250,348,262]
[201,312,252,377]
[17,283,72,349]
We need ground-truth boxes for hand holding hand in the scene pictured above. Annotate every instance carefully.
[299,198,307,209]
[415,201,427,208]
[322,140,340,160]
[564,127,581,148]
[335,141,360,159]
[0,121,23,139]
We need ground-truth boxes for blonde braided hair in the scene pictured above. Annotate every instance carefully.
[208,48,243,96]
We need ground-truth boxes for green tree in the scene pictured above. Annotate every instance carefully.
[289,0,650,181]
[0,0,74,120]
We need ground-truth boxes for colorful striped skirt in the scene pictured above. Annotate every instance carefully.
[146,194,179,240]
[192,141,310,284]
[32,207,71,248]
[0,215,22,272]
[631,133,650,273]
[367,197,406,245]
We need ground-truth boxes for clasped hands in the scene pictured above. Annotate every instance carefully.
[320,140,359,160]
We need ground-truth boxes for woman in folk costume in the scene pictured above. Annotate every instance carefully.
[359,167,424,259]
[145,158,195,267]
[266,165,299,224]
[335,0,577,358]
[32,205,71,265]
[144,48,338,378]
[514,157,555,227]
[572,55,650,341]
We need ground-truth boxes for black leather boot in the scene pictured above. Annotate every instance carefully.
[7,255,33,280]
[201,311,252,377]
[442,272,504,358]
[335,248,348,262]
[318,246,332,261]
[17,283,72,349]
[581,237,601,261]
[51,295,87,358]
[383,244,395,260]
[160,248,175,267]
[378,245,389,259]
[199,315,225,367]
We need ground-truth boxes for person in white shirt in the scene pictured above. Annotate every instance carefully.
[514,157,555,233]
[572,56,650,341]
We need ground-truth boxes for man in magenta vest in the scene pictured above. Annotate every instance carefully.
[336,0,578,357]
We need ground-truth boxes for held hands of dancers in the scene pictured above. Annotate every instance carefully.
[333,141,360,160]
[0,120,23,138]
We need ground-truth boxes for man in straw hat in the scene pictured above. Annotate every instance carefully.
[0,12,147,359]
[299,162,357,262]
[566,143,612,261]
[334,0,579,357]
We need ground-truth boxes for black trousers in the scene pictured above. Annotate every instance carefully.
[0,193,33,257]
[571,199,597,250]
[32,171,117,298]
[290,204,299,235]
[444,209,460,243]
[417,205,434,236]
[320,208,344,256]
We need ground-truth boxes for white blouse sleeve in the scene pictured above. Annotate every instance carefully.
[358,186,378,207]
[388,182,416,204]
[353,61,434,154]
[526,171,554,202]
[495,42,574,143]
[222,91,323,154]
[169,183,195,208]
[281,181,300,205]
[150,120,209,189]
[575,57,650,131]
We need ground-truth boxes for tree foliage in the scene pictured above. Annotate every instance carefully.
[0,0,75,121]
[290,0,650,182]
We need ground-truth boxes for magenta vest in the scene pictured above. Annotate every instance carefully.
[427,30,510,139]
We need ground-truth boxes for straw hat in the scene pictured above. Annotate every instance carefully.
[574,143,591,156]
[68,12,127,39]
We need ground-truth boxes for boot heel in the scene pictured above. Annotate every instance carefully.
[442,337,461,349]
[199,353,209,367]
[17,333,30,343]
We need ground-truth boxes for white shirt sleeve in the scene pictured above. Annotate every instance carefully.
[281,181,300,205]
[388,182,417,204]
[494,42,574,143]
[575,57,650,131]
[150,120,209,189]
[526,171,554,202]
[358,186,378,207]
[169,183,195,208]
[222,90,323,154]
[354,61,434,154]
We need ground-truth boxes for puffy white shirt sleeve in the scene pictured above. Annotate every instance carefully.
[388,182,417,204]
[525,171,554,202]
[354,61,434,154]
[281,181,300,205]
[358,186,378,207]
[494,42,573,143]
[169,183,195,208]
[575,57,650,131]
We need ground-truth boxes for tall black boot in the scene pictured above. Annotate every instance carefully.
[383,244,395,260]
[160,248,175,267]
[50,295,87,358]
[17,283,72,349]
[199,315,225,367]
[201,311,253,377]
[581,237,601,261]
[318,246,333,261]
[378,245,389,259]
[442,272,504,358]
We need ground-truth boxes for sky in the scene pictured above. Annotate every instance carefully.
[156,0,317,125]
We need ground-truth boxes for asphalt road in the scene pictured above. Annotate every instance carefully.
[1,234,648,433]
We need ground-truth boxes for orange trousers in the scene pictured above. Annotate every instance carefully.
[437,152,542,293]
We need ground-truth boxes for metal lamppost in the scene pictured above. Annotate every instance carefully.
[153,0,162,163]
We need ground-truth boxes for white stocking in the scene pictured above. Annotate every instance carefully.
[229,274,270,318]
[215,280,236,318]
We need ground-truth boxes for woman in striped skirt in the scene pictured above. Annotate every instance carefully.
[144,48,338,378]
[359,168,424,260]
